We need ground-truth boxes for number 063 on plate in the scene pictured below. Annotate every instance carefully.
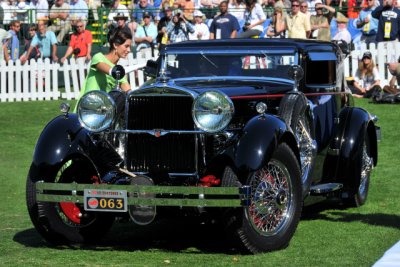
[84,189,128,212]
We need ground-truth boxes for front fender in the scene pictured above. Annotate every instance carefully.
[32,114,91,175]
[226,114,297,182]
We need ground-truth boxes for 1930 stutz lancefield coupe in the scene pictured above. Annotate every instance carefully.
[27,39,379,253]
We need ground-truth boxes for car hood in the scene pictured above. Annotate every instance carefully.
[140,77,295,98]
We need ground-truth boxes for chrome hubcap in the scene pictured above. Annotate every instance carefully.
[247,160,293,236]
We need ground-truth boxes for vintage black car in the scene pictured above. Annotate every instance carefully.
[27,39,379,253]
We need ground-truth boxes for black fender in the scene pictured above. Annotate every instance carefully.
[328,107,378,182]
[224,114,299,184]
[32,114,94,179]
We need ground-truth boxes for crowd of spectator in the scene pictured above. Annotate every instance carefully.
[0,0,400,95]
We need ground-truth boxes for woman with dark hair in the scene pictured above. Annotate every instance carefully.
[239,0,266,38]
[78,29,132,98]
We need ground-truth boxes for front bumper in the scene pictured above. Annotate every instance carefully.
[35,182,251,208]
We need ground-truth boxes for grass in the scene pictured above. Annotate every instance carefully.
[0,99,399,266]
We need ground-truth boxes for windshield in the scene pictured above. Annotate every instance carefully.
[162,49,297,80]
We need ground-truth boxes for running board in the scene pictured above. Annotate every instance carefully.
[310,183,343,196]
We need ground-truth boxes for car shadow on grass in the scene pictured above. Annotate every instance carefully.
[301,202,400,229]
[13,216,245,254]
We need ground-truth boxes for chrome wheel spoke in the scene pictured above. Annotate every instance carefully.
[248,160,293,236]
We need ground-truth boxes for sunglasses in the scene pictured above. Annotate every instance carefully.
[292,4,300,7]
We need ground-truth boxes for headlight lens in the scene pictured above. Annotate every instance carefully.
[192,91,234,133]
[77,91,115,132]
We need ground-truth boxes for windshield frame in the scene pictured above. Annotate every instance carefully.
[159,47,299,81]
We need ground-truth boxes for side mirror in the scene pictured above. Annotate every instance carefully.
[144,59,158,78]
[111,65,125,80]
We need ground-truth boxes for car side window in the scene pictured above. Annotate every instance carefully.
[305,52,336,86]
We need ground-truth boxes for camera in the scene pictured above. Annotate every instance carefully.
[242,22,250,32]
[73,48,81,55]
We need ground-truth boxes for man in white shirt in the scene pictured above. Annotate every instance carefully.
[332,15,352,44]
[189,10,210,40]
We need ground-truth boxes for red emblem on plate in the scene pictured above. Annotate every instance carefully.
[154,130,161,138]
[88,198,99,209]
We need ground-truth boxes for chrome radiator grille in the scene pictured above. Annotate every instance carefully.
[127,95,196,173]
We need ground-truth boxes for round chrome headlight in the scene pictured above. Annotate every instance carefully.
[77,91,115,132]
[192,91,234,133]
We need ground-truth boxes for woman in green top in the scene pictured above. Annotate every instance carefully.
[79,29,133,98]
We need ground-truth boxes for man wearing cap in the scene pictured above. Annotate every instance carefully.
[371,0,400,42]
[310,0,335,41]
[209,1,240,39]
[189,10,210,40]
[107,0,130,26]
[157,4,173,50]
[48,0,70,44]
[107,12,132,42]
[0,28,12,61]
[134,12,157,51]
[132,0,154,25]
[332,15,352,44]
[355,0,379,45]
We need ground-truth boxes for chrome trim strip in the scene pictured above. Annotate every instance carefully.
[110,129,207,136]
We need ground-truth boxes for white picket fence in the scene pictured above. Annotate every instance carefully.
[1,43,400,102]
[0,48,156,102]
[344,41,400,85]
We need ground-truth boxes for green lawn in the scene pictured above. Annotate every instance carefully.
[0,99,399,266]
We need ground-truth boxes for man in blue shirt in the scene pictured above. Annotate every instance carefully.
[69,0,88,23]
[356,0,379,44]
[209,1,240,39]
[20,20,58,64]
[371,0,400,42]
[7,20,21,62]
[134,12,158,49]
[132,0,154,25]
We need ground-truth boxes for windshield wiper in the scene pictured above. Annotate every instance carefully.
[200,51,218,69]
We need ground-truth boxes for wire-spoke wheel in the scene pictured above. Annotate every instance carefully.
[26,158,115,245]
[247,159,293,236]
[344,133,372,207]
[234,143,302,253]
[279,93,315,195]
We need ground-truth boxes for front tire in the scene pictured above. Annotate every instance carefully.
[226,143,302,253]
[26,158,115,245]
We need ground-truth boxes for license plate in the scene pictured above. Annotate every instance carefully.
[84,189,127,212]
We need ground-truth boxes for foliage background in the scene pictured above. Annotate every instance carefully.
[0,99,399,266]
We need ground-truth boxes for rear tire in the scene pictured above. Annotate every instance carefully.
[279,93,314,194]
[343,133,372,207]
[26,159,115,245]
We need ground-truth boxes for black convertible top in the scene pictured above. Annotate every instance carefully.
[163,38,338,54]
